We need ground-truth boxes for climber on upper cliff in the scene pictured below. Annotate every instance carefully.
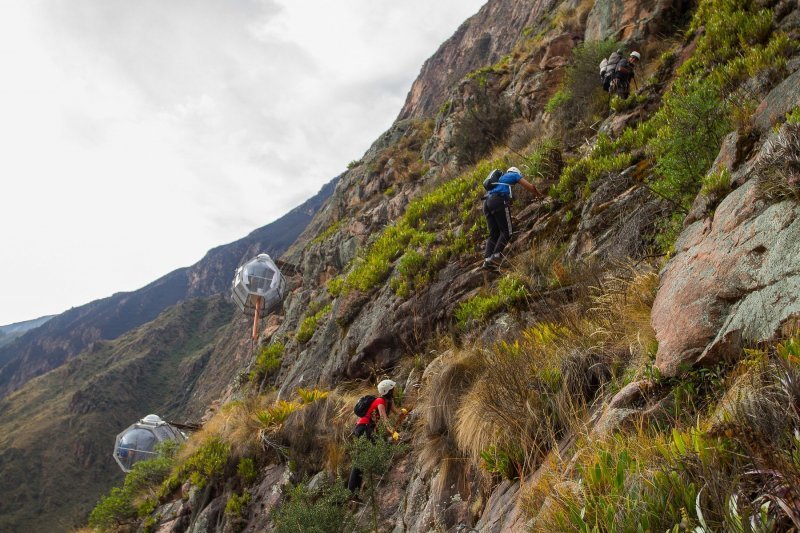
[610,51,640,100]
[347,379,406,494]
[482,167,543,270]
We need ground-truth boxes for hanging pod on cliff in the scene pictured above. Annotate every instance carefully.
[231,253,287,340]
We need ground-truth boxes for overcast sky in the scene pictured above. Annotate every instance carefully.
[0,0,486,326]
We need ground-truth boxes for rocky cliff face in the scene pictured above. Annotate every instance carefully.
[398,0,561,120]
[10,0,800,530]
[652,123,800,376]
[223,0,800,529]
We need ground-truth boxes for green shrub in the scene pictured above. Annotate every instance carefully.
[225,491,251,519]
[296,387,329,404]
[273,480,353,533]
[255,400,300,431]
[700,168,732,198]
[296,304,332,344]
[648,78,731,211]
[236,458,257,484]
[480,445,520,479]
[545,89,571,114]
[347,433,399,482]
[310,220,344,246]
[548,39,620,130]
[346,430,410,531]
[455,275,529,329]
[654,212,685,255]
[88,487,138,531]
[338,160,492,297]
[552,133,636,201]
[89,441,179,531]
[610,92,647,112]
[518,138,562,181]
[327,276,344,297]
[786,107,800,126]
[451,86,514,165]
[249,342,284,383]
[181,436,231,490]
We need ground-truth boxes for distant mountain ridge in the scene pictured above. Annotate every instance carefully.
[0,315,54,349]
[0,177,338,398]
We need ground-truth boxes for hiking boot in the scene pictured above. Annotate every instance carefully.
[482,254,501,270]
[347,494,362,509]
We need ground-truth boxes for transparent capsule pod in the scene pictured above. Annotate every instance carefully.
[231,253,287,317]
[113,414,184,473]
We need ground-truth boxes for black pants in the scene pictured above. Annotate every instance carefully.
[483,195,513,259]
[347,423,373,493]
[612,77,630,99]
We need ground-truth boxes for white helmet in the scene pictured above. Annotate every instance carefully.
[507,166,521,174]
[630,51,641,60]
[377,379,396,396]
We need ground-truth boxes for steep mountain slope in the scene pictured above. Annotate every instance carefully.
[57,0,800,530]
[398,0,559,120]
[0,296,250,532]
[0,315,53,349]
[0,177,336,399]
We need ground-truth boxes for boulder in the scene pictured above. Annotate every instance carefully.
[585,0,686,42]
[652,176,800,377]
[473,479,530,533]
[241,465,291,532]
[187,495,225,533]
[753,67,800,133]
[539,33,581,71]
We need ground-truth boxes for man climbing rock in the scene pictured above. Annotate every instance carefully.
[610,51,640,99]
[482,166,543,270]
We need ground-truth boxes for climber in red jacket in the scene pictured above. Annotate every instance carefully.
[347,379,402,494]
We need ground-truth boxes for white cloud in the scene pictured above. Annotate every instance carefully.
[0,0,486,324]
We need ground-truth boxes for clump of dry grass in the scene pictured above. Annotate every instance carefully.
[179,395,278,462]
[415,348,486,474]
[756,123,800,201]
[454,323,606,476]
[441,262,660,480]
[524,335,800,530]
[588,266,659,354]
[508,239,574,290]
[177,386,347,472]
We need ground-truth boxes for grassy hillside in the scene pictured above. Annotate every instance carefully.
[0,296,237,532]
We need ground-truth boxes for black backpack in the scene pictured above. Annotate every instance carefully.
[482,169,503,191]
[354,395,377,417]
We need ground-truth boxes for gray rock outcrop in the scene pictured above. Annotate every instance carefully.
[652,130,800,376]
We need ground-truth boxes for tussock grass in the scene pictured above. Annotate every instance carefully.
[527,335,800,530]
[587,266,659,353]
[415,348,486,473]
[756,123,800,202]
[434,262,661,482]
[156,386,352,497]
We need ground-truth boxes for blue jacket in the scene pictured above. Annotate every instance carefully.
[487,171,521,198]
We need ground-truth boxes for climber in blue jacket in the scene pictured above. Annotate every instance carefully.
[483,166,543,270]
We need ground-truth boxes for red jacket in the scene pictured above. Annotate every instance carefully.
[357,397,386,426]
